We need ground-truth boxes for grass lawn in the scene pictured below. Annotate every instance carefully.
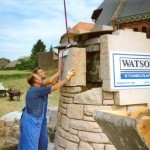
[0,70,60,117]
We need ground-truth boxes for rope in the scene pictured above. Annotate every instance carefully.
[64,0,70,45]
[59,0,72,81]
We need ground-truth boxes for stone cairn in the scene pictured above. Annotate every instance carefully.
[0,115,20,150]
[54,86,147,150]
[54,86,117,150]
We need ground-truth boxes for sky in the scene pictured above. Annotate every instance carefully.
[0,0,103,61]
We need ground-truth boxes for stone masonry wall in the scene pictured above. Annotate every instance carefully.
[0,117,20,149]
[55,86,147,150]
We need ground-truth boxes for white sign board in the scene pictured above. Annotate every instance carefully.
[110,52,150,89]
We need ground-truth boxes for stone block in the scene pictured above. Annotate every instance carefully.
[5,120,15,127]
[67,104,83,119]
[60,115,70,131]
[70,119,101,132]
[4,127,13,137]
[12,124,20,138]
[92,25,113,32]
[103,91,114,100]
[127,104,147,112]
[60,87,82,93]
[61,92,75,98]
[58,112,62,122]
[103,100,114,105]
[65,132,79,143]
[57,133,66,148]
[79,141,93,150]
[105,144,117,150]
[84,105,113,116]
[74,88,102,105]
[93,144,105,150]
[78,131,109,143]
[0,119,5,127]
[100,29,150,93]
[113,105,127,111]
[59,106,67,115]
[86,44,100,52]
[102,80,112,91]
[65,140,78,150]
[84,37,100,46]
[69,128,78,135]
[59,47,86,86]
[58,146,64,150]
[114,89,150,106]
[61,96,73,104]
[60,102,68,109]
[84,116,95,122]
[100,54,110,80]
[57,125,66,138]
[0,128,5,137]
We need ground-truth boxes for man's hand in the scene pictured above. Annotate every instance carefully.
[66,68,76,80]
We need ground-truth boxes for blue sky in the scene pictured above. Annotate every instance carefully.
[0,0,103,61]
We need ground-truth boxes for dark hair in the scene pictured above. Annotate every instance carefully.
[32,67,41,74]
[27,74,35,86]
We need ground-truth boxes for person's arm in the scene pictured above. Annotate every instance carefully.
[51,68,75,92]
[43,62,64,85]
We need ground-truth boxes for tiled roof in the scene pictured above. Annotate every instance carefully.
[71,22,94,31]
[118,0,150,18]
[93,0,150,26]
[93,0,120,26]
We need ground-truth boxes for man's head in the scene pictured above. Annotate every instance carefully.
[32,67,46,79]
[27,73,42,86]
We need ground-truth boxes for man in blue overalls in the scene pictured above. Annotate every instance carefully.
[18,68,75,150]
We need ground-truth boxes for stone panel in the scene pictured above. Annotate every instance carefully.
[79,141,93,150]
[105,144,117,150]
[57,125,66,137]
[65,132,80,143]
[114,89,150,106]
[93,144,105,150]
[78,131,109,143]
[84,105,113,116]
[74,88,102,105]
[70,119,101,132]
[65,140,78,150]
[67,104,83,119]
[60,87,82,93]
[61,96,73,104]
[60,115,70,131]
[103,91,114,100]
[103,100,114,105]
[59,47,86,86]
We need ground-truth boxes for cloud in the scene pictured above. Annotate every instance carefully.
[0,0,103,61]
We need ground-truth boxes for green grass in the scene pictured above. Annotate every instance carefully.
[0,70,60,117]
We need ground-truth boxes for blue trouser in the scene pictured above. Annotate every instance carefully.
[18,110,48,150]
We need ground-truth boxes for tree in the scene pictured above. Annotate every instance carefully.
[49,45,53,52]
[30,39,46,69]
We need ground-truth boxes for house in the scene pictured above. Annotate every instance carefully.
[55,22,94,51]
[0,58,10,69]
[4,60,20,69]
[92,0,150,37]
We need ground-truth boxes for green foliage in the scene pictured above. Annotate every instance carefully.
[0,58,11,63]
[15,57,34,70]
[30,39,46,69]
[49,45,53,52]
[0,70,30,79]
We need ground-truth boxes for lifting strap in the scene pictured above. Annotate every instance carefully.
[59,0,72,81]
[64,0,70,45]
